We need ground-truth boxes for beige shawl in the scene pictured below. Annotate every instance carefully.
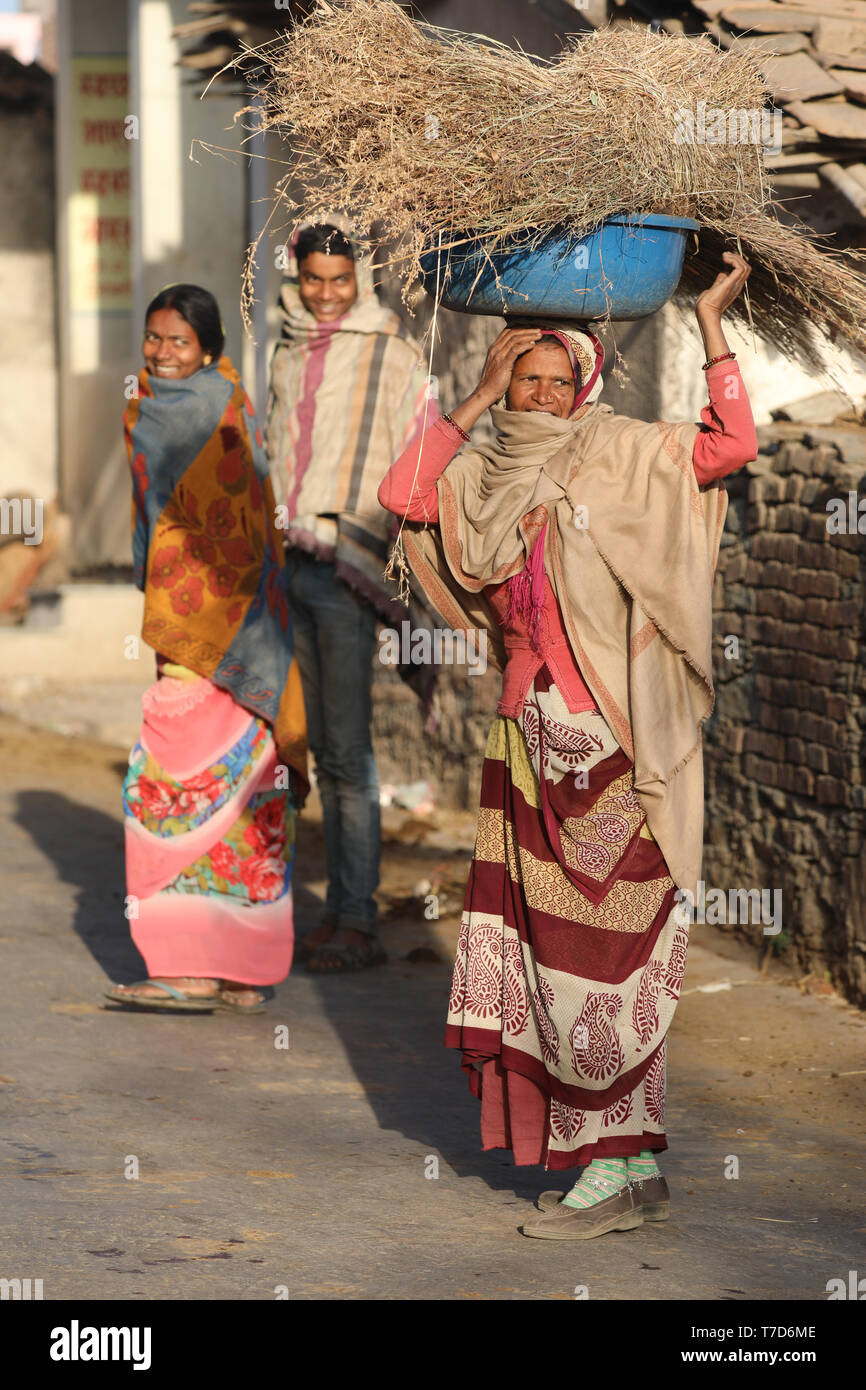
[403,403,727,900]
[267,258,432,620]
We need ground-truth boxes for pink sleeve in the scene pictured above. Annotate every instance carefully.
[377,416,465,522]
[692,361,758,485]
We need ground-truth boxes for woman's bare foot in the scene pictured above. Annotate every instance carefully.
[220,979,267,1009]
[111,976,220,1002]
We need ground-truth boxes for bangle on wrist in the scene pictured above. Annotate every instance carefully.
[702,351,736,371]
[441,411,471,443]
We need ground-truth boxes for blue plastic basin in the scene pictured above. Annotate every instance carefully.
[418,214,699,320]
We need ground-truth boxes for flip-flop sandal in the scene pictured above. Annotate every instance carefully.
[305,940,388,975]
[103,981,220,1012]
[215,989,268,1015]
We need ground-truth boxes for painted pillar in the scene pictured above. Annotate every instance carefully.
[56,0,135,569]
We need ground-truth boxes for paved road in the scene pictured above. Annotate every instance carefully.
[2,716,865,1301]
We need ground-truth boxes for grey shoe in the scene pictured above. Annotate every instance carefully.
[536,1173,670,1220]
[522,1183,642,1240]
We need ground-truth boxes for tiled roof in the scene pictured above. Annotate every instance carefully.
[172,2,301,85]
[609,0,866,223]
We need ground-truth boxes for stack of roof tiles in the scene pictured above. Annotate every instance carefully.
[608,0,866,225]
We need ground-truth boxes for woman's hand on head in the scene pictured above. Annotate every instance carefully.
[474,327,545,407]
[696,252,751,322]
[446,327,547,437]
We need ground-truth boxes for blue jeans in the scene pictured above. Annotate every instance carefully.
[285,550,381,936]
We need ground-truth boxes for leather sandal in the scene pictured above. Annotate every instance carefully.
[295,918,338,962]
[305,939,388,974]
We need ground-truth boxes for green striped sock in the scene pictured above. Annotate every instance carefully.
[627,1150,660,1181]
[562,1157,629,1209]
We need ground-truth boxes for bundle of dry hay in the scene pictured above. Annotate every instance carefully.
[235,0,866,366]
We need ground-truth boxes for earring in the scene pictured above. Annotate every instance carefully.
[203,354,212,365]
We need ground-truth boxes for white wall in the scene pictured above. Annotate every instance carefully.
[0,101,56,505]
[133,0,250,376]
[659,300,866,427]
[56,0,134,569]
[55,0,254,571]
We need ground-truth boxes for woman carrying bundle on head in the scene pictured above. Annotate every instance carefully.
[378,252,757,1239]
[105,284,307,1016]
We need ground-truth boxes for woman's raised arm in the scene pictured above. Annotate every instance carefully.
[693,361,758,483]
[692,252,758,482]
[378,415,464,522]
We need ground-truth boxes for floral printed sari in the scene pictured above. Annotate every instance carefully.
[122,357,307,983]
[123,667,296,984]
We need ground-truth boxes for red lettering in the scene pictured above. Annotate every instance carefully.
[81,216,131,246]
[78,72,128,99]
[82,119,126,146]
[80,169,130,195]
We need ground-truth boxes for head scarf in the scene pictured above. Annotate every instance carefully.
[267,220,431,573]
[505,319,605,414]
[124,356,308,783]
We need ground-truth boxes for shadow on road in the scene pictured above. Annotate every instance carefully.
[15,780,547,1198]
[14,789,147,983]
[291,812,543,1199]
[15,788,330,994]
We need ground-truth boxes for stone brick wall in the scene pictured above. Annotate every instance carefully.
[705,422,866,1006]
[371,420,866,1005]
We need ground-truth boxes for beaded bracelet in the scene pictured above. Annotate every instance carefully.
[441,411,471,443]
[702,351,736,371]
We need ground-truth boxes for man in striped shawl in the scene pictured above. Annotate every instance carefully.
[268,223,436,972]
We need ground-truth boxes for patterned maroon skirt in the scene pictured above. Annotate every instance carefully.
[444,669,689,1170]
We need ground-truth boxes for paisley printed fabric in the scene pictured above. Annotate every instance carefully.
[445,670,689,1170]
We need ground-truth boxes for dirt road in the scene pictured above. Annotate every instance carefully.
[1,715,864,1300]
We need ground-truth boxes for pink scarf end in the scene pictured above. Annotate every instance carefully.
[504,522,547,655]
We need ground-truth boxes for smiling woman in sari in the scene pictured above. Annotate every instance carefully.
[105,284,307,1015]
